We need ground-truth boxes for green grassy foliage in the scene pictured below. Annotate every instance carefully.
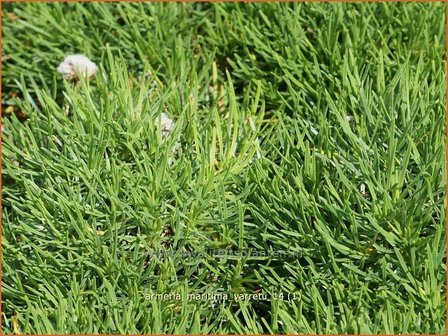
[1,2,446,334]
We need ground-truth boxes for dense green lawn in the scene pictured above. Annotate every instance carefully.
[1,2,446,334]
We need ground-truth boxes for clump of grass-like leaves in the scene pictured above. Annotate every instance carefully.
[2,2,446,334]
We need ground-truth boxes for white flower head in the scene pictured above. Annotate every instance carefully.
[57,54,97,81]
[161,112,174,136]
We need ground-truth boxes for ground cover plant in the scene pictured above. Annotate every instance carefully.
[1,2,446,334]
